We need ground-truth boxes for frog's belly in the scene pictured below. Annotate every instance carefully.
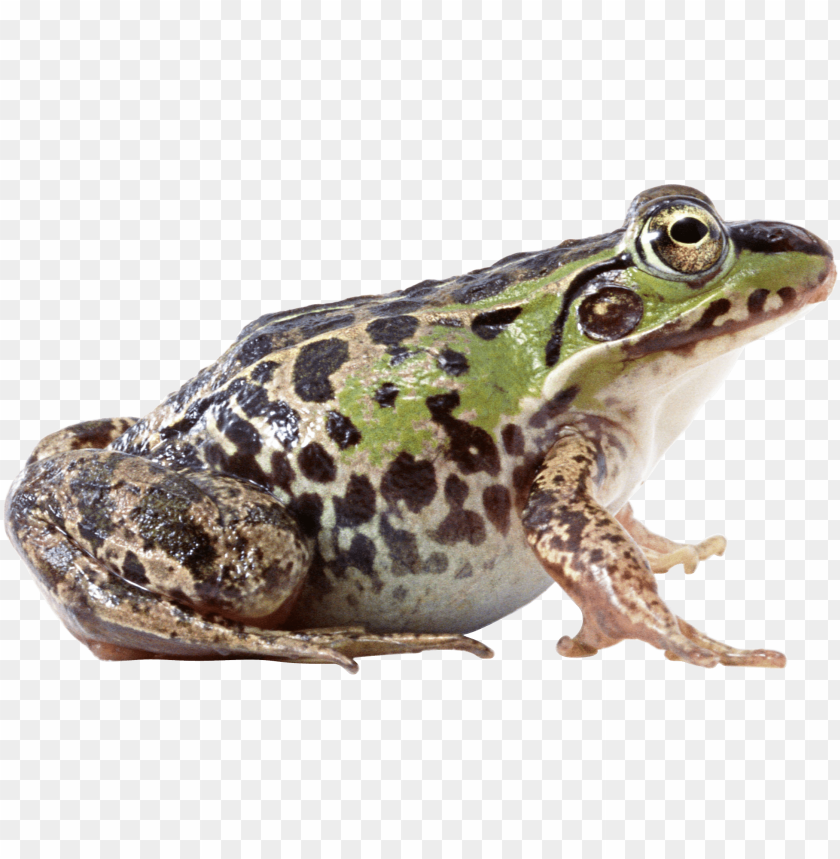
[287,517,554,635]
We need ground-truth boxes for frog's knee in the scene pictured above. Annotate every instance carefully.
[26,417,138,465]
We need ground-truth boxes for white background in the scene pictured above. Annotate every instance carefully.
[1,2,837,857]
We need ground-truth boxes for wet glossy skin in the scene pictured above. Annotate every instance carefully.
[6,185,835,671]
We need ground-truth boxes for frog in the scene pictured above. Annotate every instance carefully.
[5,185,835,673]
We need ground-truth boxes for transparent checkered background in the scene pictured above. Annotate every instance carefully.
[1,2,838,857]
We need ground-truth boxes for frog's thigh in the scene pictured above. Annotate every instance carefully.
[521,429,785,668]
[6,450,360,671]
[26,417,138,465]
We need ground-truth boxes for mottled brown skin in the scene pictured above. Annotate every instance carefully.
[522,430,784,667]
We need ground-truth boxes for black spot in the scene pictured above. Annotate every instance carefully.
[298,442,336,483]
[422,553,449,575]
[451,272,515,305]
[426,391,500,477]
[236,384,300,449]
[388,346,413,366]
[437,348,470,376]
[218,409,262,455]
[379,514,421,575]
[270,451,295,493]
[147,441,204,472]
[204,443,269,490]
[333,474,377,527]
[528,385,580,429]
[121,550,149,587]
[251,361,279,384]
[471,306,523,340]
[454,562,474,579]
[393,584,408,601]
[502,423,525,457]
[325,411,362,450]
[747,288,770,314]
[366,315,419,346]
[432,473,487,546]
[373,383,400,408]
[691,298,731,331]
[381,452,437,513]
[332,533,382,593]
[287,493,323,540]
[482,485,511,535]
[236,332,278,368]
[778,286,797,305]
[293,338,349,403]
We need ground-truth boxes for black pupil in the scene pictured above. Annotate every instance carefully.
[670,217,709,244]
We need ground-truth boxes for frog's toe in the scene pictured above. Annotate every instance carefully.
[669,616,786,668]
[646,535,727,575]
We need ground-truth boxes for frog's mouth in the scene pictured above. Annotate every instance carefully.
[623,250,835,363]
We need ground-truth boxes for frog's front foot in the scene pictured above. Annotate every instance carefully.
[616,502,726,575]
[523,430,786,669]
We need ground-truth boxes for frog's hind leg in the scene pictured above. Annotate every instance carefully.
[26,417,138,465]
[522,428,785,668]
[615,502,726,575]
[6,448,488,672]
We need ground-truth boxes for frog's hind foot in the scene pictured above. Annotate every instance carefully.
[285,627,494,666]
[664,616,786,668]
[616,502,726,575]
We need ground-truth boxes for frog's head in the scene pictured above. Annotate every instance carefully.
[549,184,835,408]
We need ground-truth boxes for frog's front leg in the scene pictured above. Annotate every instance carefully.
[521,428,785,668]
[615,501,726,575]
[6,449,489,672]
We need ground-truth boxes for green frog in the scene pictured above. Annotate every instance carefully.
[6,185,834,672]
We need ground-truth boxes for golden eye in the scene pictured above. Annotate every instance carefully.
[641,205,726,276]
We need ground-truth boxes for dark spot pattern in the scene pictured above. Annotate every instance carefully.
[454,562,474,579]
[691,298,732,331]
[502,423,525,457]
[326,411,362,450]
[482,485,511,535]
[293,338,349,403]
[470,306,523,340]
[423,553,449,575]
[437,348,470,376]
[121,550,149,587]
[331,534,382,593]
[379,514,421,576]
[333,474,376,527]
[380,452,437,513]
[269,451,295,493]
[286,493,323,540]
[236,384,299,449]
[747,288,770,314]
[373,382,400,408]
[298,442,336,483]
[366,315,419,345]
[528,385,580,429]
[432,474,487,546]
[250,361,279,384]
[426,391,500,477]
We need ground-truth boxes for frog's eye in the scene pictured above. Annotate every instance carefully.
[639,205,726,276]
